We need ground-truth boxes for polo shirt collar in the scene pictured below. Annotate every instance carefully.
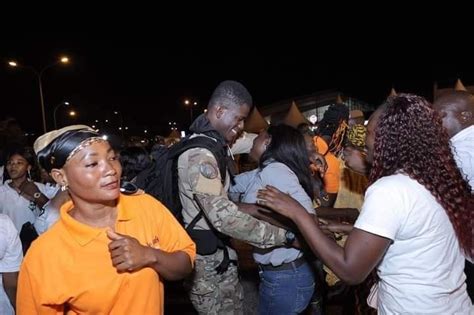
[60,194,135,246]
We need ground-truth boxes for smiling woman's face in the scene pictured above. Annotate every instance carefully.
[58,140,122,203]
[249,130,270,162]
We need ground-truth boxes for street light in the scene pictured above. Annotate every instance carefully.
[184,99,198,123]
[113,110,124,137]
[53,101,70,129]
[7,56,70,133]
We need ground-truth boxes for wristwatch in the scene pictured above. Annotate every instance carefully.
[33,192,42,199]
[285,230,296,246]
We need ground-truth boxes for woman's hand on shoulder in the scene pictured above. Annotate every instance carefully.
[256,185,308,220]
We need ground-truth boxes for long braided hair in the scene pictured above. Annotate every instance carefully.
[369,94,473,258]
[317,103,349,156]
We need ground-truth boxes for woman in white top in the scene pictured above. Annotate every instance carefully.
[257,94,473,314]
[231,124,316,314]
[0,147,60,252]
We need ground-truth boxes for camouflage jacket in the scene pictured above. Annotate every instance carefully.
[177,134,286,249]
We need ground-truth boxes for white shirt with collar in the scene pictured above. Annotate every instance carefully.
[0,181,59,232]
[451,125,474,190]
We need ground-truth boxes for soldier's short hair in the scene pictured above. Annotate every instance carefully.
[208,80,253,110]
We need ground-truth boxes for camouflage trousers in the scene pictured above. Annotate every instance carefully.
[185,248,244,315]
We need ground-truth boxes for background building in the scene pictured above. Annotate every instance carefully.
[258,90,374,126]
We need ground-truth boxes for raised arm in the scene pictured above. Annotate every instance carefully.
[257,185,391,284]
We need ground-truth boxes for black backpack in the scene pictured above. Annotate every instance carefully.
[134,136,228,222]
[133,136,235,271]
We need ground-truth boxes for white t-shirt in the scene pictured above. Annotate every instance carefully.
[0,214,23,315]
[354,173,472,314]
[33,200,61,234]
[451,125,474,191]
[0,181,59,232]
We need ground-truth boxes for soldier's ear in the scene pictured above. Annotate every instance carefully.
[215,106,227,119]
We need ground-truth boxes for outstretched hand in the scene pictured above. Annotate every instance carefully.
[256,185,308,220]
[107,230,153,272]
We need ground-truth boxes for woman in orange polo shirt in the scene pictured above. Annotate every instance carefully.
[17,125,196,315]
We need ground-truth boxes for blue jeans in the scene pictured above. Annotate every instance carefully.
[258,261,315,315]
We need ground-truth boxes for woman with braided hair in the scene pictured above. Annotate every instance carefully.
[317,102,349,157]
[313,103,349,206]
[257,94,473,313]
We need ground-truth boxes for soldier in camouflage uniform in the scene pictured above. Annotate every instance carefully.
[177,81,289,314]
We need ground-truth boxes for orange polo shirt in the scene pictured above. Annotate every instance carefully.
[314,136,341,193]
[17,193,196,315]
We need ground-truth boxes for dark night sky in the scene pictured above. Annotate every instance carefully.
[2,31,474,137]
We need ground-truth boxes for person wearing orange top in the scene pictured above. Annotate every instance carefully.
[313,136,340,205]
[17,125,196,315]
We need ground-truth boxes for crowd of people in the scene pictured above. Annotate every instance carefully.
[0,80,472,314]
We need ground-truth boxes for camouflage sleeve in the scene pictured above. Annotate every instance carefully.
[188,149,286,248]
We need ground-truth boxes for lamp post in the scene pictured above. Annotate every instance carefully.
[53,101,70,129]
[184,99,198,123]
[8,56,70,133]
